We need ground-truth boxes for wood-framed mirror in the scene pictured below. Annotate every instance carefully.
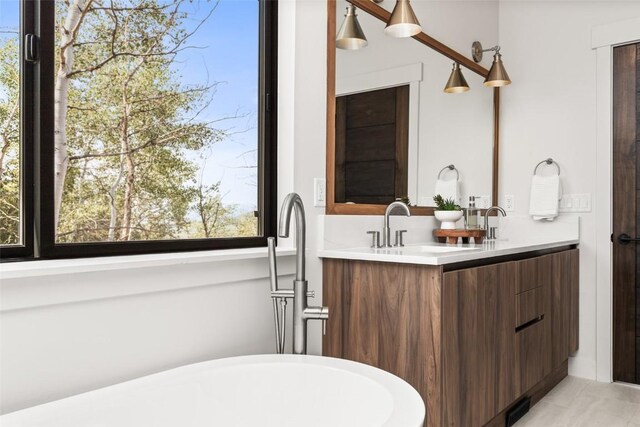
[326,0,500,215]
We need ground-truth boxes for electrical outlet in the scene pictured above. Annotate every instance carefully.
[504,195,515,212]
[314,178,326,207]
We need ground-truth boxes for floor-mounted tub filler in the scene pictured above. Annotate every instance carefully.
[2,194,425,426]
[267,192,329,355]
[0,355,425,427]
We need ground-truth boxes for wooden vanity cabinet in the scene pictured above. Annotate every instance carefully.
[323,248,579,427]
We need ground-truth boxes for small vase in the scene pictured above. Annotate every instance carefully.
[434,210,463,230]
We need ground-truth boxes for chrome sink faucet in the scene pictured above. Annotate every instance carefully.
[382,200,411,247]
[484,205,506,240]
[268,193,328,355]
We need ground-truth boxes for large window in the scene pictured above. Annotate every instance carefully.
[0,0,277,260]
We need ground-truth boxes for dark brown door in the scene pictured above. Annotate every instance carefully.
[334,86,409,204]
[613,43,640,384]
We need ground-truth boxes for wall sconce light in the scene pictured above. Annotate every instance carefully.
[336,5,368,50]
[384,0,422,38]
[471,41,512,87]
[444,63,470,93]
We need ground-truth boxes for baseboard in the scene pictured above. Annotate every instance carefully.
[568,356,597,380]
[485,360,568,427]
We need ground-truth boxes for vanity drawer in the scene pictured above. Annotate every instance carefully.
[516,254,554,294]
[516,317,549,395]
[516,287,544,328]
[516,258,542,294]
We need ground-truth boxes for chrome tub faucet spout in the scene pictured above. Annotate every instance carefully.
[279,193,306,282]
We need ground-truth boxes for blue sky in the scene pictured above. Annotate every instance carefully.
[0,0,260,212]
[177,0,259,212]
[0,1,19,32]
[0,1,19,112]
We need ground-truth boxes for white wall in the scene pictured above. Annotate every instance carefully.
[498,0,640,379]
[0,253,296,414]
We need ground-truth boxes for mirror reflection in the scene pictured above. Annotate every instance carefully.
[335,0,494,208]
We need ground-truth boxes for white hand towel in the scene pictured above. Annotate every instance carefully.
[434,179,460,204]
[529,174,561,221]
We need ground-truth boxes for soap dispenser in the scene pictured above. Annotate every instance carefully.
[465,196,480,229]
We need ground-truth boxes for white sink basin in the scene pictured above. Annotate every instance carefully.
[405,245,481,253]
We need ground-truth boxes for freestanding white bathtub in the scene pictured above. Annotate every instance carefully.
[0,354,425,427]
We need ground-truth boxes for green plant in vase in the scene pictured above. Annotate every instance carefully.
[433,194,463,230]
[433,195,461,211]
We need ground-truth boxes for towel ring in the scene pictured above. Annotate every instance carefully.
[438,164,459,180]
[533,158,560,176]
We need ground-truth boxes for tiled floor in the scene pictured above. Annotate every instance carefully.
[516,376,640,426]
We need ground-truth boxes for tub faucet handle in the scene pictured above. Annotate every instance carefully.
[322,319,327,335]
[306,290,315,298]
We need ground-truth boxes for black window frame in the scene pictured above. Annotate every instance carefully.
[1,0,278,261]
[0,0,35,260]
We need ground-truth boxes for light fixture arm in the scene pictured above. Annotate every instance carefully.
[471,41,501,63]
[484,45,500,54]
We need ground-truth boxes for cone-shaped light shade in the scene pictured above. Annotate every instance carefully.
[336,6,368,50]
[444,63,469,93]
[384,0,421,38]
[483,53,511,87]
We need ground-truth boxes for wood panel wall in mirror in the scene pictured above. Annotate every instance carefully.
[326,0,500,215]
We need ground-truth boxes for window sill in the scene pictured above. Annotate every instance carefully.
[0,246,296,280]
[0,247,297,312]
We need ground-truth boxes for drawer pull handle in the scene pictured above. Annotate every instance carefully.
[515,314,544,333]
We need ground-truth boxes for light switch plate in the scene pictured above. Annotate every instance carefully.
[314,178,326,207]
[559,193,591,213]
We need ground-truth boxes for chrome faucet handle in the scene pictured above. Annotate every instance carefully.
[322,319,327,335]
[306,290,315,298]
[394,230,407,247]
[366,231,381,248]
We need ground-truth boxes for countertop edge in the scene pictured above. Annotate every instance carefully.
[317,239,580,266]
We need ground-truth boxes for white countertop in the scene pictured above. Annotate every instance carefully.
[317,238,579,266]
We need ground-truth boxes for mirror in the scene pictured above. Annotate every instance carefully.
[327,0,499,215]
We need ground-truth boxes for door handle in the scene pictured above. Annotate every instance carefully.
[617,233,640,245]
